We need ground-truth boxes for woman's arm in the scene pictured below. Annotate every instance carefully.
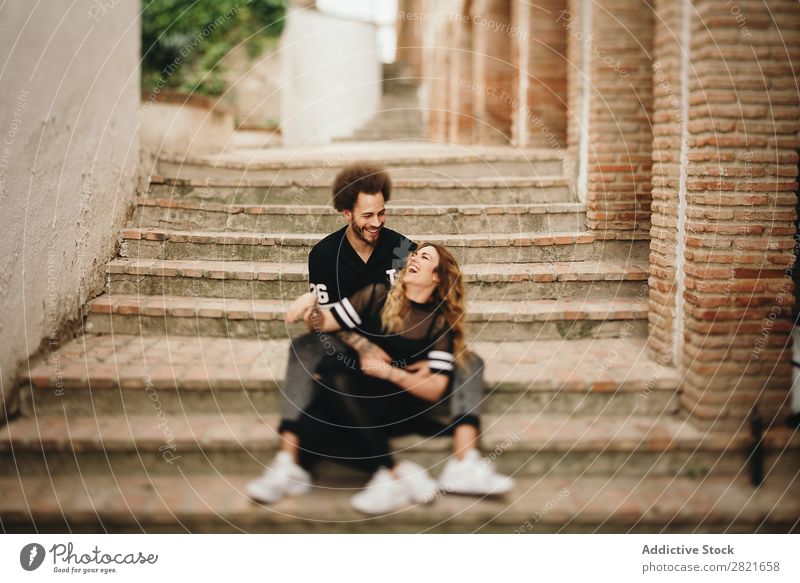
[361,359,448,402]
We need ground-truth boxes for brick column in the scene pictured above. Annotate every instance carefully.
[471,0,514,144]
[586,0,654,240]
[565,0,588,197]
[648,0,686,366]
[516,0,568,148]
[396,0,424,82]
[678,0,800,428]
[448,10,476,144]
[419,4,455,142]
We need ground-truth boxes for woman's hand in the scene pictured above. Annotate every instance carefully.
[360,354,394,380]
[285,292,317,324]
[339,332,392,364]
[405,361,431,378]
[391,361,448,402]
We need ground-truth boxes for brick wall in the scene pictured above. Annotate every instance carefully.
[585,0,654,240]
[678,0,800,428]
[416,0,567,148]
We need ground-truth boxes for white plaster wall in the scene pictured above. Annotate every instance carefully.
[279,9,381,146]
[0,1,141,413]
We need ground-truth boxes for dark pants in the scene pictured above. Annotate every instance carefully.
[293,360,443,473]
[279,332,484,436]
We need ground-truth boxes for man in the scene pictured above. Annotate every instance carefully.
[246,163,513,504]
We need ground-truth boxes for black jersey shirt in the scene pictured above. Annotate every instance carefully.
[328,283,455,378]
[308,225,416,306]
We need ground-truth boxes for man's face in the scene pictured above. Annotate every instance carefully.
[344,192,386,246]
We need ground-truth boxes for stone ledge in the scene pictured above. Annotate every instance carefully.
[87,294,647,323]
[23,335,678,394]
[121,228,597,248]
[136,196,586,216]
[1,473,796,533]
[105,258,649,283]
[4,412,797,455]
[148,175,573,189]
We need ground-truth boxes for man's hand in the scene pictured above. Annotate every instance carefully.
[286,292,317,324]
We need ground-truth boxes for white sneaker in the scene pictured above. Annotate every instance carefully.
[351,467,411,515]
[438,449,514,496]
[246,451,312,504]
[395,460,439,504]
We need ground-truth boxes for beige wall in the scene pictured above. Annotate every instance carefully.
[0,1,141,415]
[279,8,381,146]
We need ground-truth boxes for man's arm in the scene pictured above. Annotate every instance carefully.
[308,248,338,305]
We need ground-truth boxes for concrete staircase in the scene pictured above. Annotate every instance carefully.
[342,62,424,142]
[3,145,799,533]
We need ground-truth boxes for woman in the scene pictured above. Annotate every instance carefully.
[247,243,513,514]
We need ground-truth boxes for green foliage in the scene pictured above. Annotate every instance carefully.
[141,0,286,97]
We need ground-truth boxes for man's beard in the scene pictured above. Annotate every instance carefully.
[351,220,381,246]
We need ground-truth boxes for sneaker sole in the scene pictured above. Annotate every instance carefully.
[246,481,311,504]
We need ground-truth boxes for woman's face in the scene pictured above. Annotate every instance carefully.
[404,246,440,287]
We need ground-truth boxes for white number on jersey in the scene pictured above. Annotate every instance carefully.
[309,283,329,304]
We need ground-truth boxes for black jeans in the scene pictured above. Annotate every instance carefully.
[293,351,451,474]
[279,332,483,436]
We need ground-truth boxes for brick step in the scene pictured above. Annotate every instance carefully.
[22,335,679,417]
[1,472,797,533]
[120,228,645,264]
[3,411,798,481]
[155,148,566,180]
[105,259,650,301]
[84,295,648,342]
[148,175,575,205]
[132,198,586,235]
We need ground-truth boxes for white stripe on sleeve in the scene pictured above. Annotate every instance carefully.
[341,297,362,325]
[428,360,454,371]
[331,302,356,329]
[428,350,454,362]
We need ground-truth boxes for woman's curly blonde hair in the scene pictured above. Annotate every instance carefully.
[380,242,467,364]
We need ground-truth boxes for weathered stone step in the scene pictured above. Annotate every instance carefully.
[22,335,680,418]
[148,175,575,205]
[84,294,648,342]
[106,259,650,301]
[1,472,797,533]
[350,130,424,140]
[155,148,566,180]
[3,411,798,481]
[120,228,645,264]
[132,198,587,235]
